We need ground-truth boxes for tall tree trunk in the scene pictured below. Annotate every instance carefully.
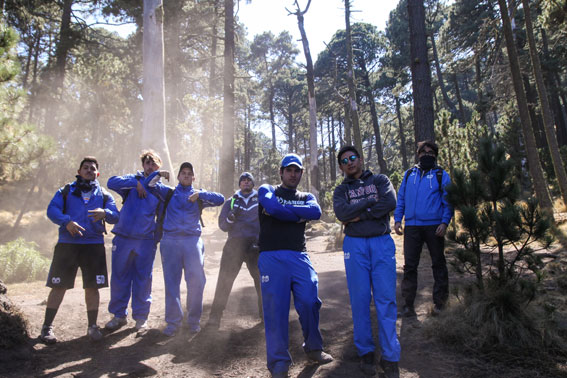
[408,0,435,144]
[220,0,235,196]
[475,53,490,135]
[344,0,363,157]
[496,0,553,210]
[522,0,567,207]
[430,32,458,120]
[452,72,467,125]
[320,119,327,183]
[343,101,352,146]
[245,102,251,171]
[291,0,319,197]
[269,87,277,151]
[396,96,409,169]
[361,60,387,173]
[328,116,337,182]
[142,0,173,173]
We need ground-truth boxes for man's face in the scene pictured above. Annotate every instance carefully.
[178,168,195,187]
[78,161,99,181]
[280,165,303,189]
[418,146,436,158]
[143,158,160,177]
[339,151,362,178]
[239,177,254,193]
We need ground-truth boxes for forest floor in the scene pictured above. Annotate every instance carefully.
[2,214,567,378]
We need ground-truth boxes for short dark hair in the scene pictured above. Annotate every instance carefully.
[416,140,439,156]
[337,145,360,165]
[140,149,162,166]
[79,156,99,170]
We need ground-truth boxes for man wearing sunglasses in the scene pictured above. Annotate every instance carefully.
[394,140,453,318]
[333,146,400,378]
[257,153,333,378]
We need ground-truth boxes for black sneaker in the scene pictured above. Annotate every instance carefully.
[379,358,399,378]
[359,352,376,376]
[40,325,57,344]
[401,305,416,318]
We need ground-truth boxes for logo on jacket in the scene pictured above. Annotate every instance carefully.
[261,275,270,283]
[51,277,61,284]
[344,252,350,260]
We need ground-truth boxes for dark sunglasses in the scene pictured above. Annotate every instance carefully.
[340,155,359,165]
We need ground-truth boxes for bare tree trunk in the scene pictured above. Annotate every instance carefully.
[396,96,409,169]
[142,0,173,173]
[408,0,435,143]
[452,72,467,125]
[343,100,352,146]
[496,0,552,210]
[522,0,567,207]
[327,116,336,182]
[290,0,319,198]
[220,0,235,196]
[344,0,363,158]
[430,32,458,120]
[361,61,386,173]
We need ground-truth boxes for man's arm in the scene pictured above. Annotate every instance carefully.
[258,184,300,222]
[364,175,397,219]
[145,170,173,202]
[101,191,120,224]
[192,190,225,207]
[218,199,234,232]
[46,188,71,227]
[440,170,453,225]
[284,193,322,220]
[332,184,375,222]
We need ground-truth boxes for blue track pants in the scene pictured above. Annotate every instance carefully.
[108,236,156,320]
[258,250,324,374]
[160,236,205,331]
[343,234,401,362]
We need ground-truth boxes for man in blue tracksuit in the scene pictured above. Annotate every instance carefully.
[207,172,262,329]
[394,140,453,317]
[258,153,333,378]
[147,162,224,336]
[333,145,401,378]
[105,150,162,333]
[41,156,119,344]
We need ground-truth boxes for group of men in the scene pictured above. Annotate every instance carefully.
[40,141,452,378]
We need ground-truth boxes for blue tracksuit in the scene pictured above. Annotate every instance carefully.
[148,171,224,331]
[47,180,119,244]
[257,184,324,374]
[333,170,401,362]
[107,171,160,321]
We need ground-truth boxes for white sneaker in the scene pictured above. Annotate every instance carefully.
[135,319,148,331]
[87,325,103,341]
[105,316,127,331]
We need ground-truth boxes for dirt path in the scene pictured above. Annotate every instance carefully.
[3,222,467,378]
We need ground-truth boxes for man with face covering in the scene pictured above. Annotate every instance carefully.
[394,140,453,317]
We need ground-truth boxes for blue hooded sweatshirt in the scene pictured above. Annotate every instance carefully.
[218,190,260,240]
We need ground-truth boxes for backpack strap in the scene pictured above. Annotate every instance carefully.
[61,184,72,214]
[403,167,444,195]
[198,199,205,227]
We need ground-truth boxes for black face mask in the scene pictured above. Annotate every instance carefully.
[419,155,436,171]
[75,175,96,193]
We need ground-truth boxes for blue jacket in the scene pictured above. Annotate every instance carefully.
[218,189,260,240]
[107,171,161,240]
[333,170,396,237]
[147,171,224,239]
[47,180,119,244]
[394,165,453,226]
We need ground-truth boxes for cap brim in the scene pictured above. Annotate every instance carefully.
[282,162,303,169]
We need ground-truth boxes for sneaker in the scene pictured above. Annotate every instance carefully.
[379,358,399,378]
[400,305,416,318]
[105,316,127,331]
[359,352,376,376]
[206,315,220,330]
[306,350,334,364]
[87,325,103,341]
[271,371,288,378]
[135,319,148,331]
[162,324,178,337]
[40,325,57,345]
[188,325,201,334]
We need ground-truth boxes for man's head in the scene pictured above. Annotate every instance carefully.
[337,145,363,179]
[177,162,195,187]
[280,153,304,190]
[416,140,438,170]
[239,172,254,194]
[78,156,99,181]
[140,150,162,177]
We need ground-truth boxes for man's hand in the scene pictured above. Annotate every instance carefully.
[136,181,147,199]
[88,208,106,222]
[66,221,85,237]
[342,216,361,225]
[394,222,403,235]
[435,223,448,237]
[189,192,199,203]
[227,210,236,222]
[159,170,170,181]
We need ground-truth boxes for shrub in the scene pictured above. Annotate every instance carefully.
[0,238,50,284]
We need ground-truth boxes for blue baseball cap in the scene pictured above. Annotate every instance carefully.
[281,153,303,169]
